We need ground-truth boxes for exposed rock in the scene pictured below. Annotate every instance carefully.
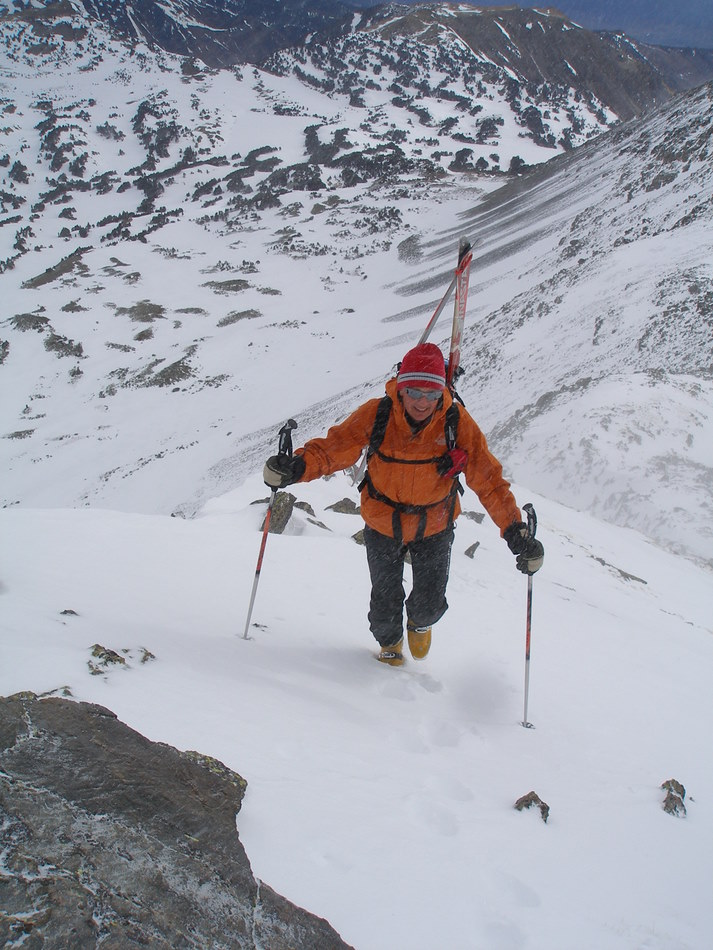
[464,541,480,559]
[661,778,687,817]
[268,490,297,534]
[88,642,126,675]
[325,498,361,514]
[307,517,331,531]
[0,692,353,949]
[514,791,550,823]
[250,490,298,535]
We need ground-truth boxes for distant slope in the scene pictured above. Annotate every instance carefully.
[395,80,713,566]
[344,0,713,52]
[73,0,354,66]
[55,1,713,96]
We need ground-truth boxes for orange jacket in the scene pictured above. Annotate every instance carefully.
[296,379,521,543]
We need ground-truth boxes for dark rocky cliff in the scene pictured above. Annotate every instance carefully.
[0,693,353,949]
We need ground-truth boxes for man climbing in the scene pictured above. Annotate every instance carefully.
[263,342,543,666]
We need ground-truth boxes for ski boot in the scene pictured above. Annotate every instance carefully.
[376,638,404,666]
[407,621,431,660]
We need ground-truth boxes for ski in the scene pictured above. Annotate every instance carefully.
[419,238,474,347]
[348,238,472,487]
[418,273,457,344]
[445,237,473,392]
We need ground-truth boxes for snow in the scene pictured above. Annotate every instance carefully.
[1,479,711,950]
[494,20,513,43]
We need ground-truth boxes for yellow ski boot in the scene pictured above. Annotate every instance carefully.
[376,638,404,666]
[407,621,432,660]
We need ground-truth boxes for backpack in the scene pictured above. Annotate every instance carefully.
[358,395,463,541]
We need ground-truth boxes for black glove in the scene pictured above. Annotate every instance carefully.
[263,454,306,489]
[504,521,544,575]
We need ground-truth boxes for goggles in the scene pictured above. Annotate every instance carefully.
[403,387,442,402]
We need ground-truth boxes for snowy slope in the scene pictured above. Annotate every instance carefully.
[1,475,711,949]
[387,82,713,567]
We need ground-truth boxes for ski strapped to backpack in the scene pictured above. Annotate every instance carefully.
[358,395,464,542]
[347,237,473,489]
[446,237,473,392]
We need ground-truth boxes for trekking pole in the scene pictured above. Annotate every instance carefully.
[521,502,537,729]
[241,418,297,640]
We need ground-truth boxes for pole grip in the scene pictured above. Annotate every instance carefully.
[523,502,537,538]
[277,418,297,460]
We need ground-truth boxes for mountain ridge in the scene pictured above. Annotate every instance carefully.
[345,0,713,51]
[8,0,711,104]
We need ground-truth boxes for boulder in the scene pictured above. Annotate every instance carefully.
[0,693,353,949]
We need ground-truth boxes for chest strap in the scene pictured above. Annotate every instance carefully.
[362,472,461,542]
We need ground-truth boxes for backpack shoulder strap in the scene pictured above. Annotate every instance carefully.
[370,395,458,454]
[445,403,459,451]
[368,395,393,457]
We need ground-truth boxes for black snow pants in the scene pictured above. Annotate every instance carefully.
[363,523,455,647]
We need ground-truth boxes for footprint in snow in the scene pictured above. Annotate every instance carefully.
[407,797,459,837]
[376,667,443,701]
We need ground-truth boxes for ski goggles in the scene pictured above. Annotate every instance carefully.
[402,387,443,402]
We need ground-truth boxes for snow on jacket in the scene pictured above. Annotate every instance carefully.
[295,379,521,544]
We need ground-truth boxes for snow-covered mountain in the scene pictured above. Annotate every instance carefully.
[2,5,713,948]
[72,0,354,66]
[1,0,712,570]
[347,0,713,52]
[19,0,713,97]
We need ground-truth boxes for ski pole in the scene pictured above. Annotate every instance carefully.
[521,502,537,729]
[241,418,297,640]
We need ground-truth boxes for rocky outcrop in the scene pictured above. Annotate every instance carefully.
[0,692,353,949]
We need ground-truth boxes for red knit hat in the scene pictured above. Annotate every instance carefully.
[397,343,446,391]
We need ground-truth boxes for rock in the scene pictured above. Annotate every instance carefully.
[514,791,550,823]
[661,778,687,817]
[464,541,480,559]
[89,642,126,672]
[307,518,331,531]
[661,778,685,800]
[0,693,353,949]
[326,498,361,514]
[252,491,296,535]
